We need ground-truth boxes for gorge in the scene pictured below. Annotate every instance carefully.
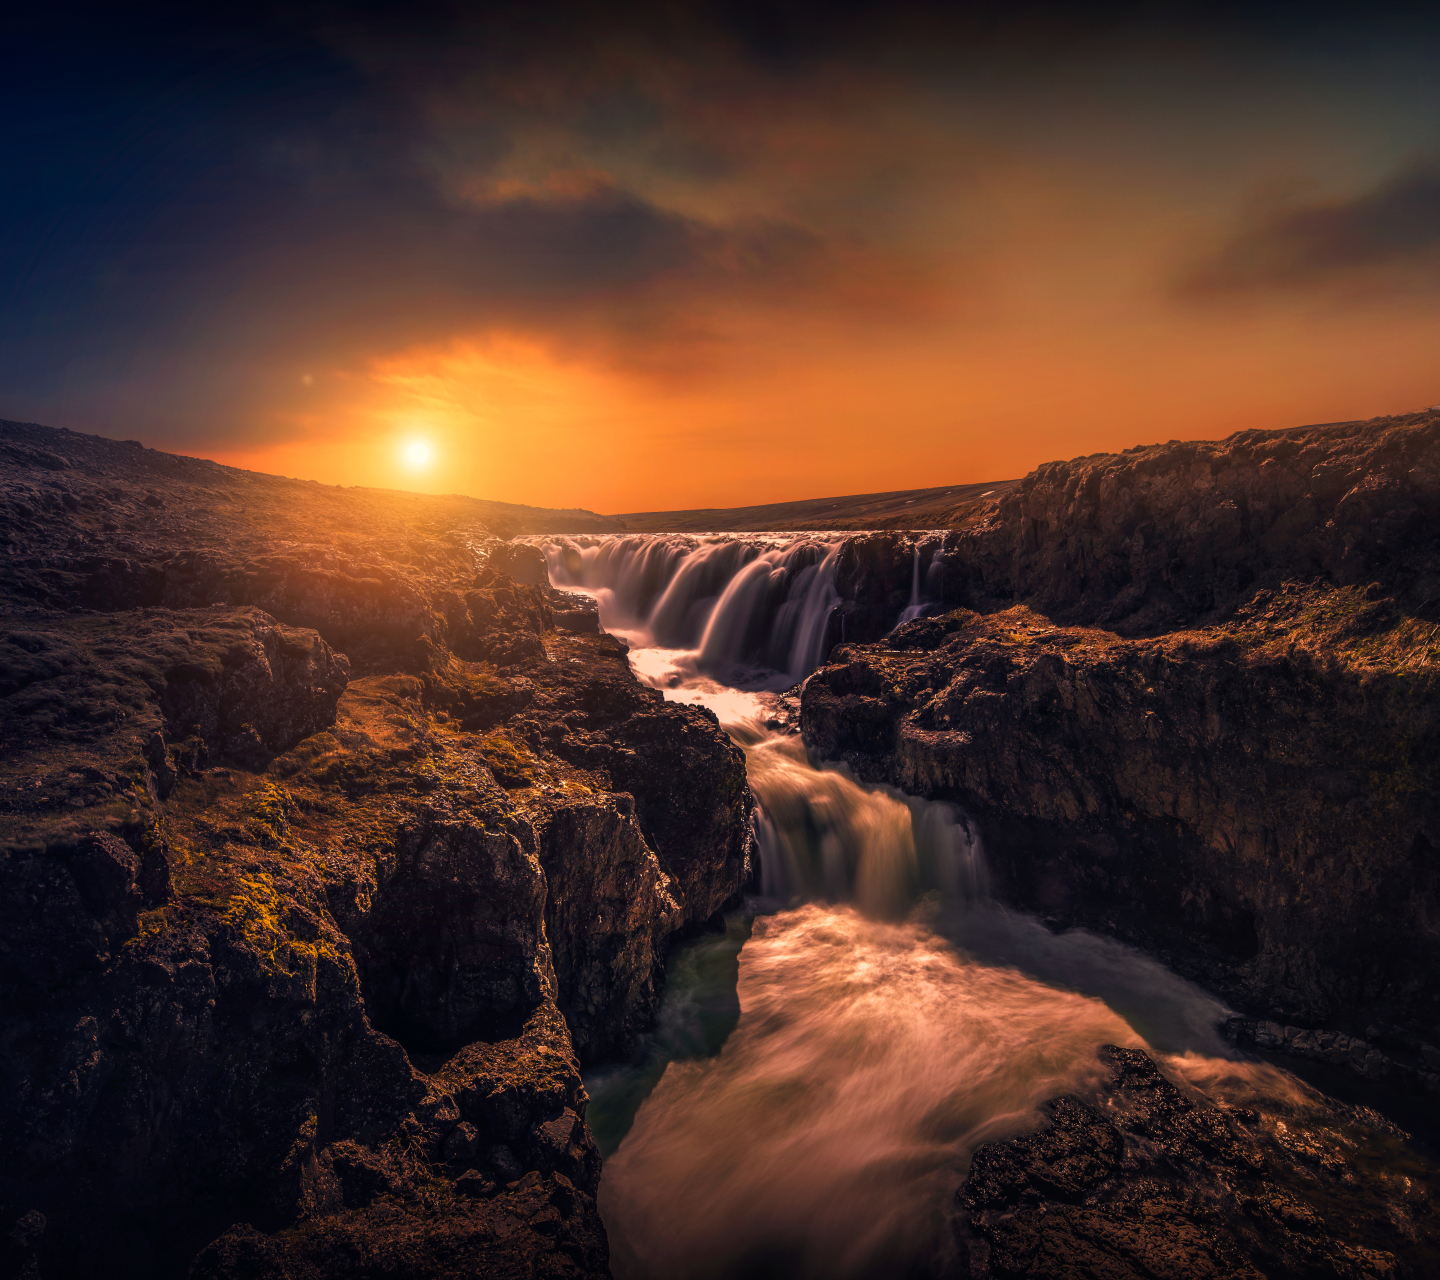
[2,411,1439,1278]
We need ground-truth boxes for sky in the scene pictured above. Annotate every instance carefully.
[4,1,1440,513]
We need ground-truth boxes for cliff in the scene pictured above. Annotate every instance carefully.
[0,421,754,1278]
[804,412,1440,1085]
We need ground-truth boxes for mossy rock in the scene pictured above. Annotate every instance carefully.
[480,733,549,789]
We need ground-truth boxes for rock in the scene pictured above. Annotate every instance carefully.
[453,1169,496,1199]
[3,1211,45,1280]
[187,1225,290,1280]
[486,1145,525,1182]
[534,792,681,1060]
[549,589,601,633]
[803,583,1440,1049]
[486,541,549,586]
[443,1121,481,1163]
[0,419,752,1277]
[958,1046,1439,1278]
[932,411,1440,635]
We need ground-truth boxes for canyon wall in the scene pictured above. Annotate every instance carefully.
[0,422,753,1278]
[805,412,1440,1077]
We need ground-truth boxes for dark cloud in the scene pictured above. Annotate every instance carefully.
[0,4,833,440]
[5,0,1440,448]
[1181,159,1440,297]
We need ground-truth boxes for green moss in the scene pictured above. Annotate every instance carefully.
[220,868,345,976]
[248,782,296,847]
[480,731,549,788]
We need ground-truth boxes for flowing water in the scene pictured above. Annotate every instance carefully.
[529,534,1306,1279]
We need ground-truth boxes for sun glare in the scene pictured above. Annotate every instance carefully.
[402,440,432,469]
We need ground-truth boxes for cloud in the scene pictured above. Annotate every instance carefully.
[1180,159,1440,297]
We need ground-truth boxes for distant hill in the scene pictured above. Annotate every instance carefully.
[611,479,1020,533]
[0,418,622,544]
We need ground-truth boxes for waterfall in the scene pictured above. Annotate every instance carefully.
[895,542,925,627]
[528,533,843,683]
[748,736,985,919]
[528,532,979,914]
[529,533,1254,1280]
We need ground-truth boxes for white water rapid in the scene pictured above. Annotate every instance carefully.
[531,534,1310,1280]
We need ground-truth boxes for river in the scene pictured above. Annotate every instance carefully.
[529,533,1315,1280]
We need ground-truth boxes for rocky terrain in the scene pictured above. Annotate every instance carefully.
[0,420,754,1278]
[804,411,1440,1094]
[8,408,1440,1278]
[610,478,1017,533]
[957,1045,1439,1278]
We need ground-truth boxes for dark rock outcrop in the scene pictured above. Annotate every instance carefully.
[938,410,1440,635]
[0,420,754,1278]
[804,413,1440,1074]
[824,411,1440,649]
[959,1045,1439,1278]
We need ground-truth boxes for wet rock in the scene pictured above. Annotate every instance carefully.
[549,589,601,634]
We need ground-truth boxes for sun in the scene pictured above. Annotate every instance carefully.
[401,440,433,470]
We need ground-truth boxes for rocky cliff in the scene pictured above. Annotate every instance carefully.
[0,421,754,1278]
[804,412,1440,1087]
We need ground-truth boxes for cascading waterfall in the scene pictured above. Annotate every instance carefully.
[537,533,1290,1280]
[747,734,987,918]
[529,533,843,685]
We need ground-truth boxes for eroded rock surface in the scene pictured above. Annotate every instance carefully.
[959,1046,1440,1279]
[0,421,754,1278]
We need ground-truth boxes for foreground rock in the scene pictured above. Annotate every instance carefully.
[0,421,754,1278]
[805,412,1440,1083]
[959,1046,1440,1278]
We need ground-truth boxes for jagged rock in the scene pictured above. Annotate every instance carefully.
[0,420,754,1278]
[940,411,1440,634]
[959,1046,1437,1278]
[803,598,1440,1039]
[534,793,681,1060]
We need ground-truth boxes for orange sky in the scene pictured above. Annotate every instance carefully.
[10,6,1440,513]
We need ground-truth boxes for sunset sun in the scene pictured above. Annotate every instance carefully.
[401,439,433,470]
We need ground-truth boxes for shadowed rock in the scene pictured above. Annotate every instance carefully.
[959,1046,1435,1278]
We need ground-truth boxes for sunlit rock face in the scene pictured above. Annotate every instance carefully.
[804,413,1440,1072]
[939,411,1440,633]
[0,420,753,1279]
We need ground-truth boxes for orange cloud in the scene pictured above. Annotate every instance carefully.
[206,276,1440,515]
